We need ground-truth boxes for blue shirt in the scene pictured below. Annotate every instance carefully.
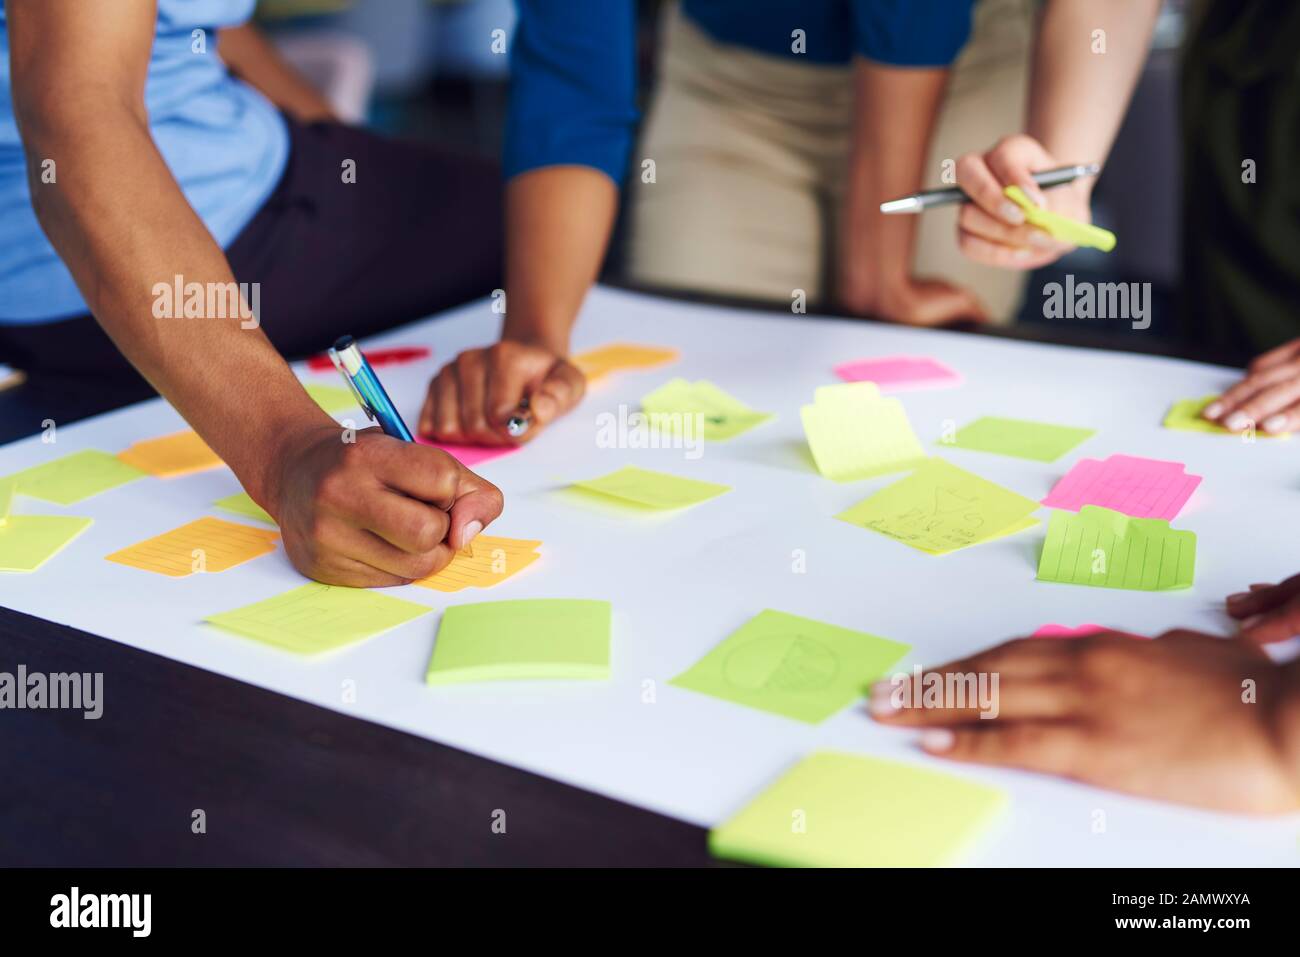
[0,0,289,324]
[505,0,978,184]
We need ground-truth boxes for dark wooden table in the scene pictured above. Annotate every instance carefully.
[0,291,1227,866]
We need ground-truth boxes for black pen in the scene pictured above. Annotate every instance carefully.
[880,163,1101,214]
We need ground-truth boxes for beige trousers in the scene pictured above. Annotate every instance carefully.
[624,1,1036,323]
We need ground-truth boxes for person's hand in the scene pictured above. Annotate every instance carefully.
[846,276,989,326]
[869,631,1300,814]
[954,134,1092,270]
[418,340,586,446]
[267,424,503,587]
[1201,339,1300,435]
[1228,574,1300,644]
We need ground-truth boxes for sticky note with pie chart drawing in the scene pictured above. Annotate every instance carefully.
[669,610,909,724]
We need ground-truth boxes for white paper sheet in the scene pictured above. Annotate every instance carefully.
[2,286,1297,864]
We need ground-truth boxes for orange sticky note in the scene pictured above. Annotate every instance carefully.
[572,343,678,382]
[117,430,223,478]
[106,516,279,577]
[412,535,541,593]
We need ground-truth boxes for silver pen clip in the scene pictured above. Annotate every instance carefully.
[327,346,376,422]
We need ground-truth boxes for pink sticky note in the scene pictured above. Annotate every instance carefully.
[1041,453,1201,521]
[833,355,963,392]
[1032,623,1109,639]
[416,437,518,468]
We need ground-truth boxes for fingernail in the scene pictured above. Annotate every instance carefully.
[1028,230,1054,249]
[868,688,899,717]
[920,729,955,752]
[1203,402,1223,418]
[1226,592,1251,605]
[1027,188,1048,207]
[1238,615,1263,632]
[1263,415,1288,433]
[461,520,483,548]
[1225,413,1250,431]
[1000,202,1025,225]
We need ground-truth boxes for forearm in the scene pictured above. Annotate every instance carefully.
[217,23,335,122]
[839,59,949,308]
[1275,661,1300,801]
[503,166,618,354]
[21,107,331,502]
[1028,0,1161,163]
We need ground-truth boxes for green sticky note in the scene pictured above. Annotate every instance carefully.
[305,384,358,415]
[0,515,93,572]
[1005,185,1117,252]
[1164,395,1289,437]
[0,478,13,523]
[947,415,1094,462]
[570,465,730,510]
[641,378,773,441]
[670,609,909,724]
[7,450,146,505]
[214,492,276,526]
[1037,505,1195,590]
[426,599,611,685]
[206,583,431,654]
[837,457,1040,555]
[801,383,926,482]
[709,751,1007,868]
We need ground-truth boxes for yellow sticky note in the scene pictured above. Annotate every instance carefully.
[573,343,679,382]
[641,378,773,441]
[0,478,13,525]
[106,516,279,578]
[801,383,926,482]
[213,492,276,525]
[0,515,93,572]
[413,535,542,593]
[709,751,1006,868]
[1037,505,1195,590]
[1164,395,1290,438]
[205,582,431,655]
[6,450,146,505]
[305,383,358,415]
[117,430,223,478]
[836,457,1040,554]
[1004,185,1116,252]
[571,465,730,510]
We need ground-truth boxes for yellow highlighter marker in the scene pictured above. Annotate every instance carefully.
[1004,185,1117,253]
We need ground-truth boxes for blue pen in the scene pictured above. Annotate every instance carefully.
[327,335,414,441]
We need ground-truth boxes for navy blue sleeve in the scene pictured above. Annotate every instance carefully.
[852,0,978,66]
[503,0,640,183]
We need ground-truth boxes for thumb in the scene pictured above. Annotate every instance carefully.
[447,466,504,550]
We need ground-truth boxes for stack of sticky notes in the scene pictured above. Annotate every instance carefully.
[107,517,278,577]
[800,383,926,482]
[413,536,541,593]
[1042,453,1201,520]
[834,355,962,393]
[709,751,1007,868]
[569,465,729,511]
[946,415,1094,463]
[7,449,146,505]
[641,378,772,441]
[206,583,431,654]
[1037,505,1195,590]
[670,610,908,724]
[572,343,678,383]
[116,430,223,477]
[1164,395,1290,437]
[426,599,611,685]
[836,457,1039,555]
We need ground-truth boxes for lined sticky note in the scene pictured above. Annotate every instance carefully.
[1037,505,1195,590]
[413,536,541,593]
[117,430,223,478]
[801,383,926,482]
[7,450,146,505]
[641,378,773,441]
[416,437,519,468]
[670,610,909,724]
[305,383,358,415]
[0,516,93,572]
[837,457,1040,555]
[107,517,279,578]
[946,416,1094,463]
[573,343,678,382]
[709,751,1007,868]
[213,492,276,526]
[1042,454,1200,520]
[426,599,611,684]
[1164,395,1290,437]
[206,583,431,654]
[834,355,962,393]
[1005,185,1117,252]
[570,465,729,510]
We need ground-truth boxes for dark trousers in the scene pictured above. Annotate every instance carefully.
[0,115,503,382]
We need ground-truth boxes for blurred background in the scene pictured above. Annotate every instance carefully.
[251,0,1189,346]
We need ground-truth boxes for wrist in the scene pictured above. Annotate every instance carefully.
[243,408,336,511]
[502,314,570,356]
